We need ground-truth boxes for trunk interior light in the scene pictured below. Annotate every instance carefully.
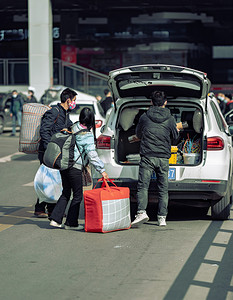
[96,135,111,149]
[207,137,224,150]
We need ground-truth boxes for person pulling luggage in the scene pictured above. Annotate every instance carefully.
[49,107,109,230]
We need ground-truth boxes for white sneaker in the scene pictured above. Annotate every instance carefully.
[64,225,84,231]
[50,220,64,228]
[131,211,149,227]
[157,216,166,226]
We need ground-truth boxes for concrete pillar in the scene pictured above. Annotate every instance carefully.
[28,0,53,100]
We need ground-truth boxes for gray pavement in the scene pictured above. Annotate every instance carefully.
[0,131,233,300]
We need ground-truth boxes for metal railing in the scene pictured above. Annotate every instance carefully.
[0,58,109,96]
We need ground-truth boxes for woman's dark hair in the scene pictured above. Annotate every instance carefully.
[151,91,167,106]
[79,107,96,140]
[60,88,77,103]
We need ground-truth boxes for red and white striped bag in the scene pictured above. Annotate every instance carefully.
[84,178,131,233]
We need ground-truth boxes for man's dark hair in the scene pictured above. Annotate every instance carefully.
[226,93,232,100]
[151,91,167,106]
[60,88,77,103]
[104,89,110,96]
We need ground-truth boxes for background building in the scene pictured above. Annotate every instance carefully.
[0,0,233,98]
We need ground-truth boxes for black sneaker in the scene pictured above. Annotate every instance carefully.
[34,211,48,218]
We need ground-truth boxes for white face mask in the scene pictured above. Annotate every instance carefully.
[12,94,17,98]
[218,96,224,101]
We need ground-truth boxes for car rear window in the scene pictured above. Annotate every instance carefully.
[71,104,95,115]
[210,101,227,132]
[115,72,202,99]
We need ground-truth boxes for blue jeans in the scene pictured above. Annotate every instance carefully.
[12,111,22,134]
[136,156,169,216]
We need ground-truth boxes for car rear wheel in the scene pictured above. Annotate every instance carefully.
[0,116,4,134]
[211,184,231,220]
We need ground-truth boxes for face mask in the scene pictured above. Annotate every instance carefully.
[69,100,76,110]
[12,94,17,98]
[218,96,224,101]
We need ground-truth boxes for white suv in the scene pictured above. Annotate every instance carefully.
[93,64,233,220]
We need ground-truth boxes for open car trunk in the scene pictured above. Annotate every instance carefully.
[115,101,203,166]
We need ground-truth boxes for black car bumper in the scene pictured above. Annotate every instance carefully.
[93,178,228,202]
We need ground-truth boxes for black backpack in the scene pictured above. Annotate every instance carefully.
[43,129,88,171]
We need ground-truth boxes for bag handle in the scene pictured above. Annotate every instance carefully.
[93,178,119,191]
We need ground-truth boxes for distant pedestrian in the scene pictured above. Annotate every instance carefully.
[10,90,24,136]
[26,89,37,103]
[217,93,227,114]
[34,88,76,218]
[95,94,102,102]
[225,93,233,114]
[49,107,109,230]
[131,91,179,227]
[100,89,113,115]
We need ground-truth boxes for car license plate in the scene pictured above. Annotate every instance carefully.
[151,168,176,180]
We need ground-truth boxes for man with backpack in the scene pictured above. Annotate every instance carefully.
[34,88,77,218]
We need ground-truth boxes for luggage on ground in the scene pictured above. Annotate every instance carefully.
[84,178,131,233]
[19,103,51,154]
[34,164,62,203]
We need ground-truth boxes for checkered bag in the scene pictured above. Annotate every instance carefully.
[84,178,131,233]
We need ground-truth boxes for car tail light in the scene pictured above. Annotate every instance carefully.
[201,180,221,183]
[207,137,224,150]
[96,135,111,149]
[95,120,103,128]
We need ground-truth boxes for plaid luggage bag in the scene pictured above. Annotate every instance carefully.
[19,103,51,154]
[84,178,131,233]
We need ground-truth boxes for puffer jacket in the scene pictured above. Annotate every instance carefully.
[73,122,105,174]
[136,105,179,159]
[39,103,73,152]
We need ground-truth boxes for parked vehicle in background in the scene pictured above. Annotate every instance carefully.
[94,64,233,220]
[48,86,106,137]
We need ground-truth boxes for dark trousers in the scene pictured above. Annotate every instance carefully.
[34,151,56,214]
[137,156,169,216]
[50,167,83,227]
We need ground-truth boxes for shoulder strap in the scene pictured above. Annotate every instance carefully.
[74,128,90,168]
[74,128,90,135]
[50,105,60,124]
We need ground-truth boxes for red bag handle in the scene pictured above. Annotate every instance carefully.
[93,178,119,191]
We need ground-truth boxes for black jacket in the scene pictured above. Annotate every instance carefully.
[39,103,73,152]
[10,94,24,115]
[100,96,113,115]
[136,106,179,159]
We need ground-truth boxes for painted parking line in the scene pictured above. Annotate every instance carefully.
[0,152,26,163]
[0,206,35,232]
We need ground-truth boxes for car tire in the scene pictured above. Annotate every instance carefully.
[211,183,231,220]
[0,116,4,134]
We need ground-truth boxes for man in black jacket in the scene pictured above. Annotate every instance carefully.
[10,90,24,136]
[131,91,179,227]
[100,89,113,116]
[34,88,77,217]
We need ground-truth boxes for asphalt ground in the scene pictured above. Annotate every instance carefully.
[0,131,233,300]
